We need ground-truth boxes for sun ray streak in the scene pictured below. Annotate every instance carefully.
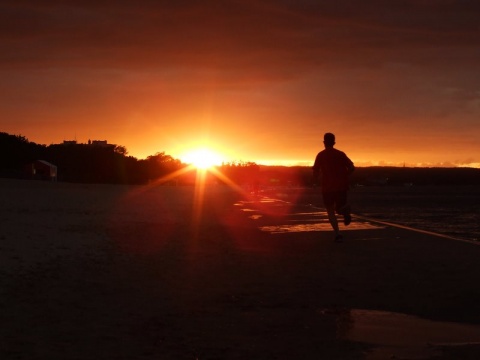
[125,165,196,198]
[208,167,252,198]
[119,162,256,258]
[191,169,207,244]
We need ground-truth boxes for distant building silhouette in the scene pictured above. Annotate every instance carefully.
[90,140,115,149]
[62,139,115,150]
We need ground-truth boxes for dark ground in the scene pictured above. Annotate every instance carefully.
[1,180,480,359]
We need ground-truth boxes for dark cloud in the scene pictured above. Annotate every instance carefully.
[1,0,479,164]
[2,0,479,74]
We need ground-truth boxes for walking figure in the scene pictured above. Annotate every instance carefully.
[313,133,355,242]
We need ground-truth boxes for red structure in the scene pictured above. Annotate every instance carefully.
[25,160,57,181]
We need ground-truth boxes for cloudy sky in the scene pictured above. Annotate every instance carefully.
[1,0,479,167]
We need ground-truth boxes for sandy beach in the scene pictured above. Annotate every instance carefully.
[1,178,480,359]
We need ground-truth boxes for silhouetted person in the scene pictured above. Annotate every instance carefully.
[313,133,355,242]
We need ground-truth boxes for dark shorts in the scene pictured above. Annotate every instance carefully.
[322,190,348,213]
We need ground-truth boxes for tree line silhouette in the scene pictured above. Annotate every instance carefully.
[0,132,259,185]
[1,132,479,186]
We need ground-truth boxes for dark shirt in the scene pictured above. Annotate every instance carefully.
[313,147,354,192]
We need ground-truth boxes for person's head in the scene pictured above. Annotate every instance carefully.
[323,132,335,147]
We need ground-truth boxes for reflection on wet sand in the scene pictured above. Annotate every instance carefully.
[259,221,384,234]
[343,309,480,359]
[235,199,385,234]
[236,194,480,358]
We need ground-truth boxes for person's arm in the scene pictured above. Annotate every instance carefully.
[347,162,355,175]
[345,154,355,175]
[312,155,321,185]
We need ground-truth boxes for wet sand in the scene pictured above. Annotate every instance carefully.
[1,179,480,359]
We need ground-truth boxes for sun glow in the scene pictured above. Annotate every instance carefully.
[180,148,224,169]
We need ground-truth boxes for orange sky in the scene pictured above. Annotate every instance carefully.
[1,1,480,167]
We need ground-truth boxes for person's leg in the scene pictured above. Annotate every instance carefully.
[326,206,340,234]
[323,192,342,241]
[335,191,351,226]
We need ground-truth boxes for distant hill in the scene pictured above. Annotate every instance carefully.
[258,165,480,187]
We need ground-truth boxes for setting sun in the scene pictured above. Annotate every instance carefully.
[180,148,223,169]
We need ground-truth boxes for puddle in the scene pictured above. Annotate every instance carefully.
[259,222,384,234]
[292,211,325,215]
[260,199,278,203]
[344,309,480,359]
